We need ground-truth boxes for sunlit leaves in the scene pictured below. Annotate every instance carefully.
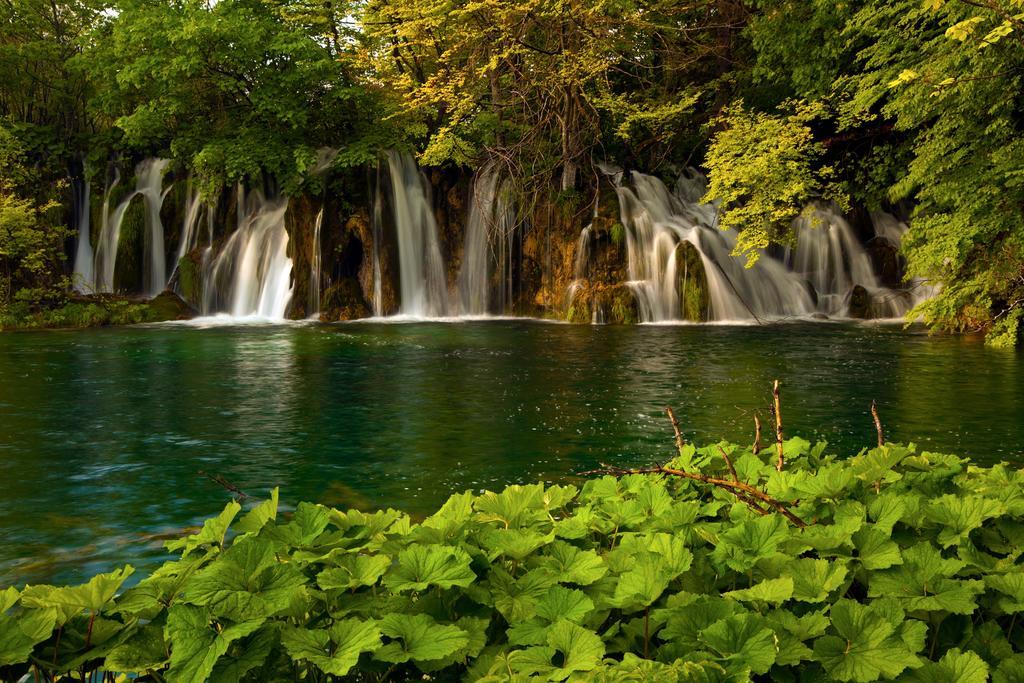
[4,439,1024,681]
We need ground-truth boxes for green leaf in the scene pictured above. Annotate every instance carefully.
[282,618,380,675]
[104,624,169,674]
[383,544,475,592]
[869,544,983,614]
[724,577,794,605]
[165,500,241,556]
[789,558,848,603]
[535,586,594,624]
[925,495,1005,548]
[235,488,279,535]
[0,608,57,666]
[317,554,391,590]
[164,604,263,683]
[904,647,988,682]
[611,552,671,610]
[711,514,789,572]
[539,541,607,585]
[489,567,558,622]
[21,566,134,616]
[512,620,604,681]
[813,600,921,681]
[374,613,468,664]
[853,528,902,570]
[700,613,777,674]
[985,572,1024,613]
[475,484,548,529]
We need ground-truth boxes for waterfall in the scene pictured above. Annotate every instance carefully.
[371,175,384,317]
[458,165,519,315]
[92,159,170,295]
[616,171,815,322]
[200,187,294,319]
[71,175,94,293]
[612,170,931,322]
[309,206,323,316]
[385,150,449,317]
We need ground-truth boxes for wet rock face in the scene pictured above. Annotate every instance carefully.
[847,284,872,319]
[567,282,639,324]
[675,241,710,322]
[867,238,904,289]
[147,290,196,320]
[321,277,370,321]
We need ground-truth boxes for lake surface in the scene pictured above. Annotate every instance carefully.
[1,320,1022,585]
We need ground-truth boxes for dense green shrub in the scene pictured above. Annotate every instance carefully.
[2,438,1024,681]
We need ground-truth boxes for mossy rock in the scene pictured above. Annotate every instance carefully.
[565,282,638,324]
[176,254,203,305]
[321,277,371,321]
[146,291,196,321]
[847,285,872,319]
[113,198,146,292]
[675,241,710,322]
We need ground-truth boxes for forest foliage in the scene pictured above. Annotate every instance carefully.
[0,0,1023,341]
[4,438,1024,681]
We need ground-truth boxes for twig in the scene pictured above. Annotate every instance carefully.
[198,470,249,501]
[753,414,762,456]
[665,406,685,453]
[871,400,885,447]
[580,462,807,528]
[772,380,784,471]
[717,444,739,483]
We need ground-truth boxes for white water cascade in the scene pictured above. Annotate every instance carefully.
[371,174,385,317]
[385,151,449,317]
[71,175,94,293]
[309,206,323,316]
[200,186,294,319]
[91,159,171,295]
[614,171,927,322]
[458,165,519,315]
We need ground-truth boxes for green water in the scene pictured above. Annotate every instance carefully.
[1,320,1022,585]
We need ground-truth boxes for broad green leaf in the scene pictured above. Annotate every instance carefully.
[711,514,789,572]
[869,544,983,614]
[21,566,134,620]
[789,558,848,602]
[317,554,391,590]
[104,624,169,674]
[489,567,558,622]
[165,500,241,556]
[282,618,380,675]
[925,494,1005,548]
[535,586,594,624]
[986,572,1024,612]
[512,620,604,681]
[813,600,921,681]
[384,544,475,592]
[700,613,777,674]
[904,647,988,682]
[611,552,671,610]
[0,608,57,666]
[539,541,607,585]
[374,613,468,664]
[164,604,263,683]
[235,488,279,535]
[724,577,794,605]
[853,528,902,570]
[475,484,548,529]
[478,528,554,561]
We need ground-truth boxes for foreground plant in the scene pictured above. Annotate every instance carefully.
[2,435,1024,681]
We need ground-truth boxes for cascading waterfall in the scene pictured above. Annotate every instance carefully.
[309,206,323,316]
[611,170,931,322]
[458,165,520,315]
[385,150,449,317]
[92,159,170,295]
[200,186,293,319]
[371,175,384,317]
[616,171,815,322]
[71,175,94,293]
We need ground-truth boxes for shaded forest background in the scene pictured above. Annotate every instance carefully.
[1,0,1022,344]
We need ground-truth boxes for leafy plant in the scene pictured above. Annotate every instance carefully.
[2,437,1024,681]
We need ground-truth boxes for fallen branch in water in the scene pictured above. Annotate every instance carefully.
[753,414,762,456]
[871,400,885,447]
[198,470,249,502]
[580,405,807,528]
[665,406,685,453]
[772,380,784,471]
